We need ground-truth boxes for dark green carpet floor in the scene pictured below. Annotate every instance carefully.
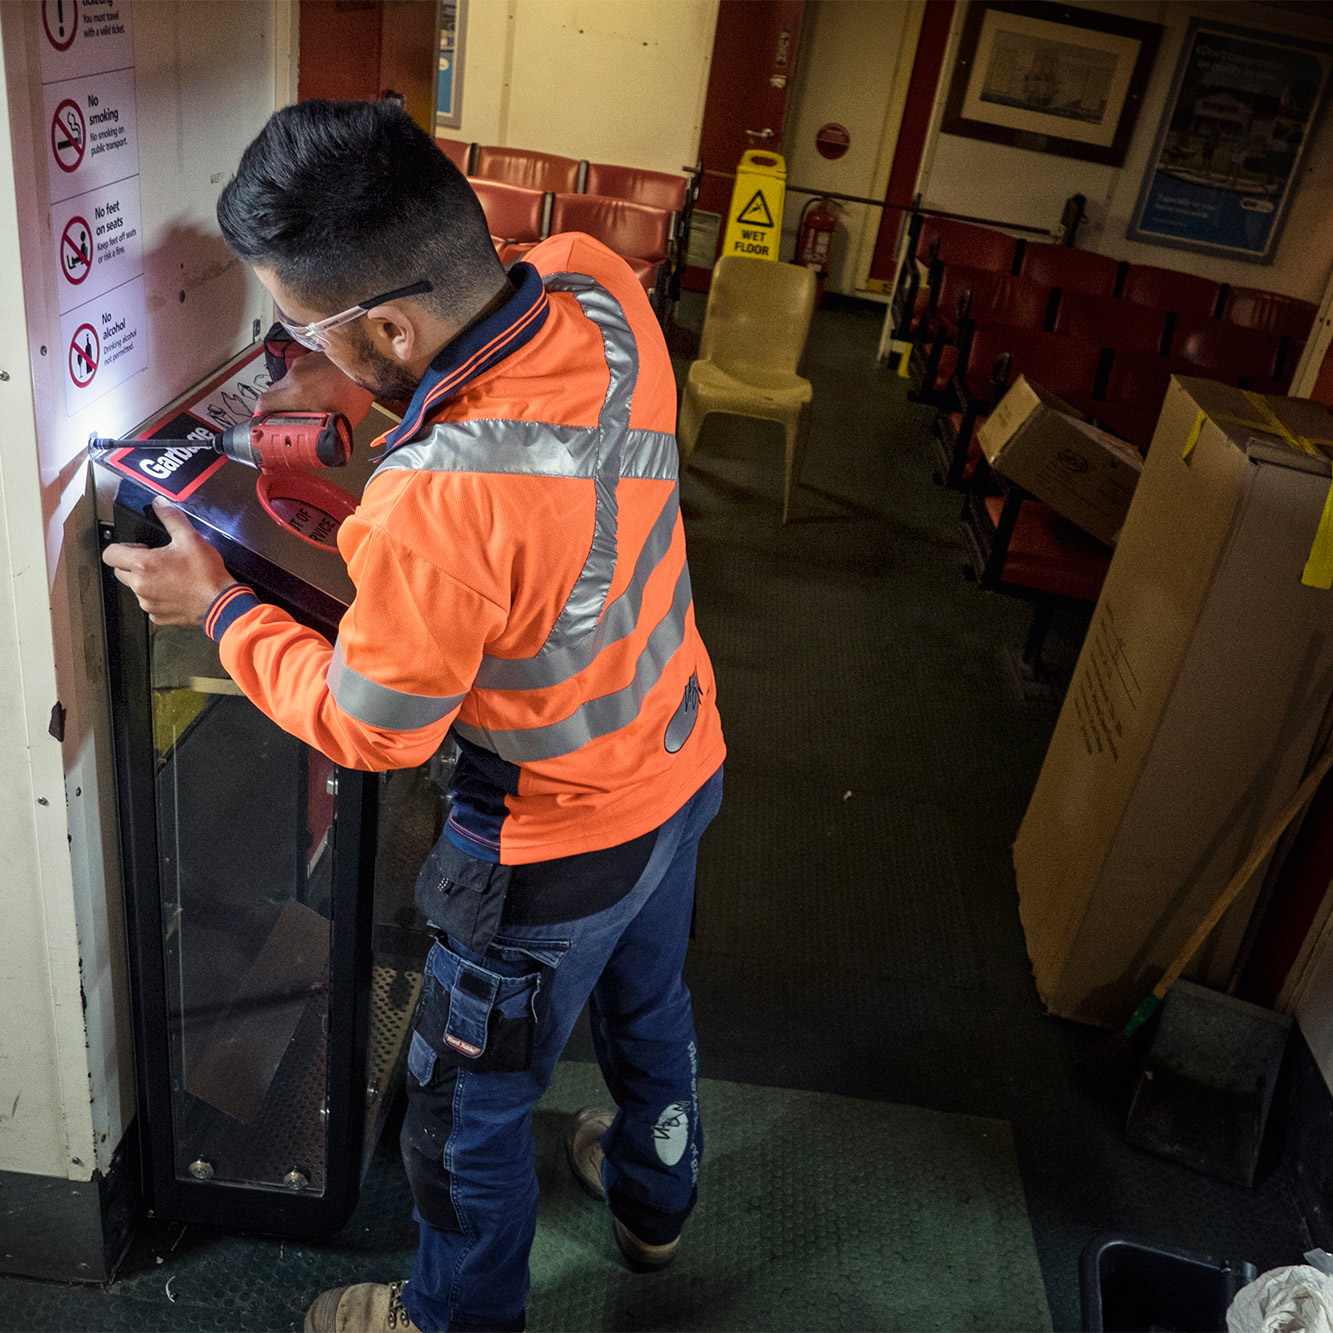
[0,291,1314,1331]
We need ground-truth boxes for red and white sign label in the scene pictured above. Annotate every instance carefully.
[43,68,140,205]
[51,183,143,314]
[51,99,85,172]
[60,216,92,285]
[39,1,133,85]
[42,0,78,52]
[815,122,851,160]
[60,274,148,415]
[68,323,99,388]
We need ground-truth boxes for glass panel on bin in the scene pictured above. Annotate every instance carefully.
[151,624,334,1194]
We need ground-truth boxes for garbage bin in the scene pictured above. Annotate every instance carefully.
[1081,1233,1257,1332]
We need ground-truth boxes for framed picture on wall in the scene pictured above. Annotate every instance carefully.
[1126,20,1333,263]
[941,2,1163,167]
[435,0,466,131]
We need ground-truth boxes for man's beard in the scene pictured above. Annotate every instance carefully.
[344,323,422,401]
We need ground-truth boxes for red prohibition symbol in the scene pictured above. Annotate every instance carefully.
[61,216,92,284]
[69,323,99,389]
[51,99,85,173]
[43,0,78,52]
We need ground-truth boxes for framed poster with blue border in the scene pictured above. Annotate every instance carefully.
[1127,20,1333,263]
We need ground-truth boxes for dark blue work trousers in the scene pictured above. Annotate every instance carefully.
[399,767,723,1331]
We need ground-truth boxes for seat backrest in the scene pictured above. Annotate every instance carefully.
[1121,264,1222,318]
[1019,241,1120,297]
[469,178,548,244]
[549,194,673,262]
[700,257,816,375]
[967,272,1052,331]
[1006,329,1102,400]
[1054,293,1168,355]
[436,137,473,173]
[1169,315,1284,384]
[1104,351,1173,407]
[959,322,1021,397]
[930,218,1017,273]
[584,162,689,212]
[473,145,583,193]
[1224,287,1319,341]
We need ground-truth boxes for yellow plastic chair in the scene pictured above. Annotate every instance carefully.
[677,256,817,523]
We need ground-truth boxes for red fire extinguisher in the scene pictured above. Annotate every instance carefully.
[797,197,839,303]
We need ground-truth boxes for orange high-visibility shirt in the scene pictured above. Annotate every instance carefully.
[208,234,725,863]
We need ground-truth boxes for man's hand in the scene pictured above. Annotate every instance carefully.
[102,498,236,627]
[258,350,376,426]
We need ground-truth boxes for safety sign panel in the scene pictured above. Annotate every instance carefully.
[69,323,99,388]
[721,151,786,263]
[60,273,147,414]
[51,182,142,313]
[40,0,134,84]
[103,412,225,502]
[43,66,139,205]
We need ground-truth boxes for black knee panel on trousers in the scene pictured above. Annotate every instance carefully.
[401,1068,463,1233]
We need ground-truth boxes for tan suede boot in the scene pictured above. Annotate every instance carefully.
[565,1105,681,1272]
[304,1280,423,1333]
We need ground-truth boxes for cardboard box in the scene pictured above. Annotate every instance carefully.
[1014,378,1333,1027]
[978,376,1143,546]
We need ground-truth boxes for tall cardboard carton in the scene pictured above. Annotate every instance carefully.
[1015,378,1333,1027]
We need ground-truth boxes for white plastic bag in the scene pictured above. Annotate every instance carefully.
[1228,1252,1333,1333]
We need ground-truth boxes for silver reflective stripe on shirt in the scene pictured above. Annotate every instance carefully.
[368,271,694,759]
[327,639,466,731]
[453,561,694,762]
[475,488,680,692]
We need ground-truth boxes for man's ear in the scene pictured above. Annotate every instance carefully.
[364,304,418,363]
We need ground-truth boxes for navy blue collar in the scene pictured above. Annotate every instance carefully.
[381,262,550,452]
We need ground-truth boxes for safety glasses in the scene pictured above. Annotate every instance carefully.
[278,280,434,351]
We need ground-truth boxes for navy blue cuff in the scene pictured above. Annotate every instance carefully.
[203,583,261,642]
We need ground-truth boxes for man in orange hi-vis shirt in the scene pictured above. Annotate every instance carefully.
[103,100,725,1333]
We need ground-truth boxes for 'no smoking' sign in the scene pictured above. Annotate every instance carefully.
[51,99,85,173]
[69,324,99,389]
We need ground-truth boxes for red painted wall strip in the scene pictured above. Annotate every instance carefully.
[867,0,956,284]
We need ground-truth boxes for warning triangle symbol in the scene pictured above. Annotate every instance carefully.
[737,190,775,228]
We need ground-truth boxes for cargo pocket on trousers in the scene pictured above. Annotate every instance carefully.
[412,937,562,1075]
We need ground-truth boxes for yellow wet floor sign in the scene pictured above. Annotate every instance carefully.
[722,151,786,261]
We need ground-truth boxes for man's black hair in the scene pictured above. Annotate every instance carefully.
[217,99,502,322]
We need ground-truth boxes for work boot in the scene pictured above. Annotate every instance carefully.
[565,1106,681,1272]
[304,1280,423,1333]
[565,1105,613,1201]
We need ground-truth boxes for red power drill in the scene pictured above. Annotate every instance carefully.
[90,410,352,470]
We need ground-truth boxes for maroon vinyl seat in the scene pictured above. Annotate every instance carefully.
[998,328,1102,402]
[981,495,1112,601]
[912,268,1052,400]
[1224,287,1318,341]
[473,145,583,193]
[584,162,689,212]
[891,215,1017,339]
[436,137,473,172]
[1104,350,1174,408]
[928,218,1018,273]
[549,194,674,295]
[1019,241,1120,297]
[1054,293,1169,356]
[1121,263,1223,318]
[1169,316,1285,386]
[469,179,548,245]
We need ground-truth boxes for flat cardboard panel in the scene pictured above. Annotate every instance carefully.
[1015,378,1333,1025]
